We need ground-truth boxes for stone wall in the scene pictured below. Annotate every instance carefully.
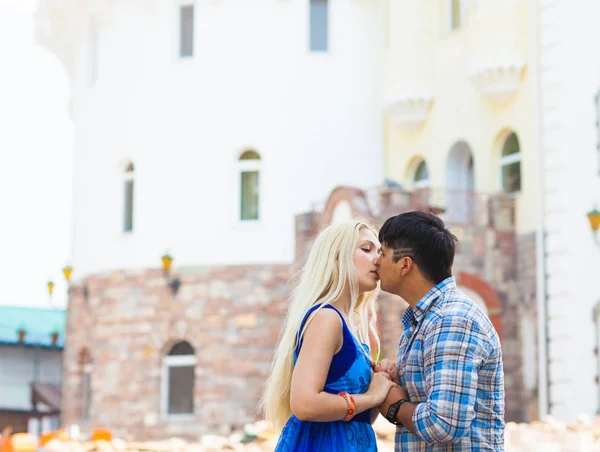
[62,186,540,440]
[63,265,291,441]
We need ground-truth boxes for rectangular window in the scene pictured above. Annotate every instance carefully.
[450,0,462,31]
[309,0,328,52]
[596,92,600,174]
[179,4,195,58]
[240,171,259,221]
[168,365,194,414]
[87,19,98,86]
[124,180,134,232]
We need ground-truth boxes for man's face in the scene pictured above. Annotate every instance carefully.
[375,243,403,295]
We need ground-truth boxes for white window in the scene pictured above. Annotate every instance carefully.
[87,18,98,86]
[309,0,328,52]
[595,91,600,174]
[448,0,465,32]
[238,150,261,221]
[413,160,430,189]
[499,132,521,195]
[179,1,195,58]
[80,350,93,421]
[162,341,196,418]
[123,162,135,233]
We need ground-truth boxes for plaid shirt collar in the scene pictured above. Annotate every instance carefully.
[401,276,457,329]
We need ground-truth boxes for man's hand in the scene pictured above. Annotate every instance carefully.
[378,385,409,418]
[374,358,400,385]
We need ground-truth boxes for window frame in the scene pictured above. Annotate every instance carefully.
[413,160,431,190]
[499,134,522,196]
[87,17,98,87]
[177,0,196,60]
[595,91,600,175]
[123,163,135,233]
[309,0,329,53]
[237,152,262,223]
[161,349,197,420]
[448,0,466,32]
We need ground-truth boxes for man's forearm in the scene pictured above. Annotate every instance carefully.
[396,402,417,433]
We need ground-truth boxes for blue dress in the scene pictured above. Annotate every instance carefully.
[274,304,378,451]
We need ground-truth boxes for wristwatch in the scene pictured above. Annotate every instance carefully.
[385,399,408,426]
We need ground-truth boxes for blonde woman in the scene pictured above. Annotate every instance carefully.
[262,220,396,451]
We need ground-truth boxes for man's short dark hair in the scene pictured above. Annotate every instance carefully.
[378,211,458,284]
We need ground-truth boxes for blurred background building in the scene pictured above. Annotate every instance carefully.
[0,306,65,435]
[5,0,598,441]
[34,0,384,440]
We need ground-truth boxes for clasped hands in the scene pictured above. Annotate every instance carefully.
[372,358,409,420]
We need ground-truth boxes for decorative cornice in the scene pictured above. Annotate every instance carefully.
[385,94,434,131]
[468,61,526,107]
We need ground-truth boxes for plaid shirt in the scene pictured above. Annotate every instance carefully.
[395,277,505,451]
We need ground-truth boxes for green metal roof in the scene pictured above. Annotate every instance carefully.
[0,305,66,348]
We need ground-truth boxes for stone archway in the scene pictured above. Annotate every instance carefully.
[318,186,375,230]
[456,271,503,340]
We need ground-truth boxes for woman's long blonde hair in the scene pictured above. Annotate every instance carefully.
[261,220,381,431]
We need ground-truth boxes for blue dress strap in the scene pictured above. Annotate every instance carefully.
[294,305,360,386]
[295,304,344,355]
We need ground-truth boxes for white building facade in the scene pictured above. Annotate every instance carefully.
[36,0,385,276]
[35,0,386,439]
[32,0,600,437]
[537,0,600,421]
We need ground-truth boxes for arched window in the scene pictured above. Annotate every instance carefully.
[80,349,93,421]
[238,150,261,221]
[123,162,134,232]
[162,341,196,417]
[413,160,430,189]
[500,133,521,195]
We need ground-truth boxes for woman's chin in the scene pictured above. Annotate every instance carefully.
[359,281,378,293]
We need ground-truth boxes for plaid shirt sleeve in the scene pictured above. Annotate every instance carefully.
[412,315,491,445]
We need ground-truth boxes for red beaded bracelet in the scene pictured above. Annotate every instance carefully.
[338,391,356,421]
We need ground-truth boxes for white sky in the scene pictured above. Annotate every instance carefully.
[0,0,72,308]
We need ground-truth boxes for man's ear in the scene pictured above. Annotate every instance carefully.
[399,257,413,277]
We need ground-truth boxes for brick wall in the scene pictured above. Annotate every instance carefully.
[63,265,291,440]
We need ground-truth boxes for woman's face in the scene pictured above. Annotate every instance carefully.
[353,228,381,293]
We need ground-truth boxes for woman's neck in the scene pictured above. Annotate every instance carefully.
[332,286,352,317]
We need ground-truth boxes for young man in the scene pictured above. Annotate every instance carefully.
[375,212,505,451]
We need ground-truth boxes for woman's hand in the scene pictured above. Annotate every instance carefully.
[366,371,397,406]
[374,358,399,385]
